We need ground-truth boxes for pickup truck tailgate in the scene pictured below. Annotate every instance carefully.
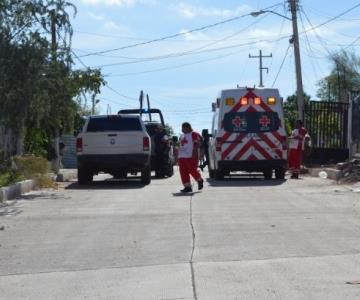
[82,131,145,155]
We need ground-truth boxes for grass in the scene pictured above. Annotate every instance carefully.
[0,155,56,189]
[0,171,25,188]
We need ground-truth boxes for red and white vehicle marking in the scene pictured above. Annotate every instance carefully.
[216,88,287,163]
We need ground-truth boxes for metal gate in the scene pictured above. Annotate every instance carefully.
[305,101,349,164]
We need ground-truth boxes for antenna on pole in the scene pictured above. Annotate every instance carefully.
[146,94,152,121]
[139,90,144,117]
[249,50,272,87]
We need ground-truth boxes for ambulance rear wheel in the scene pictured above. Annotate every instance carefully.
[275,168,286,180]
[215,169,224,180]
[263,169,273,180]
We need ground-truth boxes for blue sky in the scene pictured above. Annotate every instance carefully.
[70,0,360,134]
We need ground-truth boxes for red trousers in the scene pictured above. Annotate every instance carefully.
[288,149,303,175]
[178,157,202,187]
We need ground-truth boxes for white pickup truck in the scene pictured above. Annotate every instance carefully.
[76,115,151,185]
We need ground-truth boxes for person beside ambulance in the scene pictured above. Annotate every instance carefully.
[178,122,204,193]
[288,119,308,179]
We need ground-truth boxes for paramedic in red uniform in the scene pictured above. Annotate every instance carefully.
[288,120,308,179]
[178,122,204,193]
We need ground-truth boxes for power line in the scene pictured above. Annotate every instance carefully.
[78,3,283,58]
[94,14,270,69]
[271,43,291,87]
[300,2,360,35]
[59,33,140,104]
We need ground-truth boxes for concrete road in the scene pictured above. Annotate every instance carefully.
[0,170,360,300]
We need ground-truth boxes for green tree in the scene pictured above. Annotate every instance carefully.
[283,93,311,134]
[317,50,360,102]
[0,0,105,160]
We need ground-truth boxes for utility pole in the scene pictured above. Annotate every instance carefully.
[51,10,61,174]
[249,50,272,87]
[289,0,305,121]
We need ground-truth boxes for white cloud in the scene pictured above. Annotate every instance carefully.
[80,0,155,6]
[172,3,252,19]
[88,12,105,21]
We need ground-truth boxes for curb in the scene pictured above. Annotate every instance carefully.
[308,167,342,181]
[0,180,38,203]
[56,169,77,182]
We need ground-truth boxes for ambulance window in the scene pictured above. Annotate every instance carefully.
[212,112,219,135]
[223,112,280,133]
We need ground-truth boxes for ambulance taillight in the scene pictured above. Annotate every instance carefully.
[216,138,222,152]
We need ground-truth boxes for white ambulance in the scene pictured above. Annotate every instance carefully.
[208,87,288,180]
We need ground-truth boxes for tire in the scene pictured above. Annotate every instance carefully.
[215,169,224,180]
[166,165,174,177]
[275,168,286,180]
[209,169,215,179]
[263,169,273,180]
[78,167,93,185]
[141,166,151,185]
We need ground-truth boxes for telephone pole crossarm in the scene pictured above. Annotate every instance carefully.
[249,50,272,87]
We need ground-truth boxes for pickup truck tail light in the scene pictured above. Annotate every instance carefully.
[76,137,83,152]
[143,136,150,151]
[215,138,222,152]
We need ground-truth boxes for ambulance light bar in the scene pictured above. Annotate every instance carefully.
[240,97,248,105]
[254,97,261,105]
[225,97,235,106]
[267,97,276,105]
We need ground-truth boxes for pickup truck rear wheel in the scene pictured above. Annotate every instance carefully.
[209,169,215,179]
[141,166,151,185]
[78,167,93,185]
[263,169,273,180]
[215,169,224,180]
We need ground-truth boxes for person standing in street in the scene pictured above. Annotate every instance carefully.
[178,122,204,193]
[288,119,308,179]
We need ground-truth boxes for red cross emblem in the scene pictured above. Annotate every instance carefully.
[181,138,189,146]
[232,116,243,128]
[259,115,271,127]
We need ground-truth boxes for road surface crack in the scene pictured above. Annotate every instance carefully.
[189,195,198,300]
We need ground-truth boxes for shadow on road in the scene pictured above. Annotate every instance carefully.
[0,202,22,217]
[65,177,146,190]
[206,174,286,187]
[172,191,201,197]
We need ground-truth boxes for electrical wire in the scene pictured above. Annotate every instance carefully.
[78,3,284,58]
[93,14,271,69]
[271,43,291,87]
[300,3,360,35]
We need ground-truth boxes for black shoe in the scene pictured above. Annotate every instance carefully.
[198,179,204,190]
[180,187,193,193]
[290,174,299,179]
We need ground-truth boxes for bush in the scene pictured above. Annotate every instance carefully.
[13,155,49,179]
[0,155,56,188]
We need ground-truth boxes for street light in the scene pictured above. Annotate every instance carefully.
[250,10,292,21]
[251,5,305,122]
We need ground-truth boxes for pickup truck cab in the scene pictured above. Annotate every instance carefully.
[76,114,151,185]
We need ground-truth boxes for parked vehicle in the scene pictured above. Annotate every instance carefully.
[207,87,288,180]
[76,114,151,185]
[118,108,176,178]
